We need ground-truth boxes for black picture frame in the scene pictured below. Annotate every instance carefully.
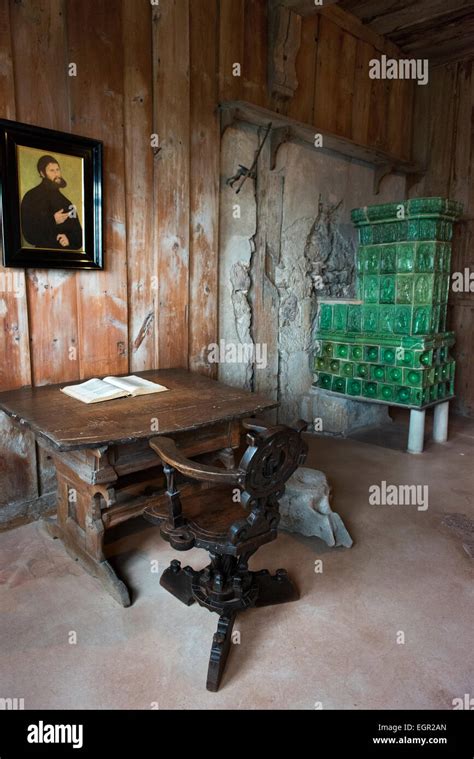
[0,118,103,270]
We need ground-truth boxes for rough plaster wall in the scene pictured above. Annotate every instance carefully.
[218,126,259,390]
[218,131,406,420]
[277,144,406,422]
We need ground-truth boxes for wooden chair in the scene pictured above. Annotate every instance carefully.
[144,419,308,691]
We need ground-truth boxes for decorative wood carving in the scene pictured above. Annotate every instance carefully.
[268,2,302,100]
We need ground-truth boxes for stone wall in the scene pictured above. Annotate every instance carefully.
[218,125,406,428]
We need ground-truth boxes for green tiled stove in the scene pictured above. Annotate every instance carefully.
[314,197,463,453]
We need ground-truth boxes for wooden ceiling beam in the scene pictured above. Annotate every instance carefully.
[273,0,339,16]
[339,0,474,37]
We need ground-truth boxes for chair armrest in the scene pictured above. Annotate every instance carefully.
[149,436,242,485]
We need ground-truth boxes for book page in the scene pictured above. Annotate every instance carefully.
[61,378,129,404]
[104,375,169,397]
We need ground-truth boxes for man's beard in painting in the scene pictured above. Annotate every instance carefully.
[44,175,68,190]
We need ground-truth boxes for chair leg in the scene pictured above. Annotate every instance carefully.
[206,611,236,692]
[160,560,195,606]
[254,568,299,607]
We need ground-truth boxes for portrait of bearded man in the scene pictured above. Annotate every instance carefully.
[20,154,83,250]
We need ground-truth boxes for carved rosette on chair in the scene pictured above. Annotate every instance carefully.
[144,419,308,692]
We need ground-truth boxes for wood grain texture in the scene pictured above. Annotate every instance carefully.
[340,0,474,66]
[268,4,302,103]
[0,411,38,510]
[122,0,156,372]
[351,39,374,147]
[411,60,474,414]
[243,0,268,108]
[0,369,277,451]
[10,0,80,387]
[219,0,245,101]
[189,0,219,376]
[153,0,190,369]
[0,0,31,391]
[314,15,356,138]
[67,0,129,380]
[287,14,318,124]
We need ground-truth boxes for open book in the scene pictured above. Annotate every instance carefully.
[60,375,169,404]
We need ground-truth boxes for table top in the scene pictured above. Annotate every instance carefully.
[0,370,277,452]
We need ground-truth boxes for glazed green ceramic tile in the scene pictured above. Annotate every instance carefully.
[347,379,362,396]
[397,348,414,367]
[412,306,433,335]
[380,275,396,304]
[319,303,333,331]
[355,363,369,379]
[347,305,362,332]
[396,275,414,304]
[380,246,397,273]
[336,343,349,359]
[364,275,380,303]
[371,365,385,382]
[365,248,380,274]
[333,303,348,332]
[363,307,379,333]
[323,342,333,357]
[319,373,332,390]
[362,381,378,399]
[341,362,353,378]
[418,350,433,367]
[314,198,462,408]
[396,244,416,273]
[380,384,395,401]
[332,376,346,394]
[388,366,403,383]
[393,306,411,334]
[414,274,434,304]
[381,347,396,364]
[416,243,436,272]
[379,306,395,334]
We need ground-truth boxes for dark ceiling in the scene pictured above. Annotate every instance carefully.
[339,0,474,66]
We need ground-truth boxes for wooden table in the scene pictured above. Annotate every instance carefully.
[0,370,276,606]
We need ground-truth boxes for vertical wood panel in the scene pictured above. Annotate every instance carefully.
[411,60,474,415]
[153,0,190,368]
[122,0,156,372]
[0,3,37,513]
[314,16,356,138]
[0,0,31,391]
[351,39,373,147]
[189,0,219,376]
[243,0,268,108]
[288,14,319,124]
[367,69,390,151]
[423,64,458,197]
[450,61,473,209]
[219,0,245,101]
[67,0,129,379]
[10,0,80,387]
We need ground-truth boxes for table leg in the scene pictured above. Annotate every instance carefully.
[41,459,131,607]
[433,401,449,443]
[407,408,426,454]
[41,516,131,607]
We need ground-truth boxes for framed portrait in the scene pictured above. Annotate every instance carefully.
[0,119,103,269]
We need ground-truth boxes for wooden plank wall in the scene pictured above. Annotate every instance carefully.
[228,2,415,160]
[410,60,474,416]
[0,0,417,525]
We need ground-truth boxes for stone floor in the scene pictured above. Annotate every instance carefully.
[0,412,473,710]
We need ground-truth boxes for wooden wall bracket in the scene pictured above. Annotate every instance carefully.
[270,126,293,170]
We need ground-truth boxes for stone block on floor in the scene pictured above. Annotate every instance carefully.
[279,466,353,548]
